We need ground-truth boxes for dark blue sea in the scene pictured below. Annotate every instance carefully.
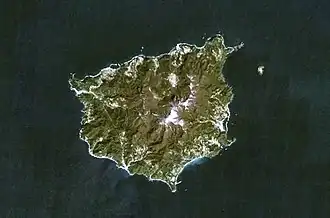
[3,0,330,217]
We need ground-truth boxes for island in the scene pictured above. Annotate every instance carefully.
[69,34,243,192]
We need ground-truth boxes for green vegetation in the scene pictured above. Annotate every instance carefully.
[69,34,240,192]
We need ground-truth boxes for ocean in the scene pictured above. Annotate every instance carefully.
[4,0,330,217]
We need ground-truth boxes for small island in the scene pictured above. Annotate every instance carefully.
[69,34,242,192]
